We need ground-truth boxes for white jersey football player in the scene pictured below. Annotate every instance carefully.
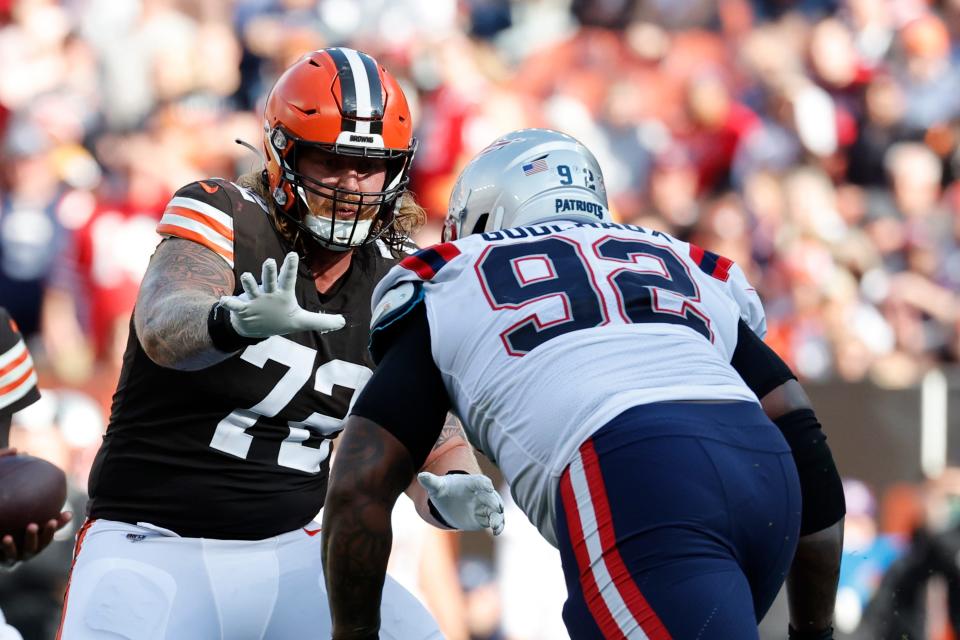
[323,129,844,640]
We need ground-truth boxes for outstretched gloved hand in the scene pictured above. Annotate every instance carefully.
[219,252,346,337]
[418,471,505,535]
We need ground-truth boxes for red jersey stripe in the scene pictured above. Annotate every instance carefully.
[434,242,461,262]
[580,441,672,639]
[712,256,733,282]
[688,244,705,266]
[399,254,436,280]
[560,467,625,639]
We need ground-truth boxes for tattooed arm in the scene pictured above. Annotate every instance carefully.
[135,238,236,371]
[405,413,482,527]
[322,415,416,640]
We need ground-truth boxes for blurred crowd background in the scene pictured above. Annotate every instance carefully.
[5,0,960,638]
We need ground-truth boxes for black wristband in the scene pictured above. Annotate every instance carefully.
[426,470,470,529]
[427,498,455,529]
[207,302,264,353]
[788,626,834,640]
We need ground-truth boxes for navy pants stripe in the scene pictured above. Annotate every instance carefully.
[554,401,801,640]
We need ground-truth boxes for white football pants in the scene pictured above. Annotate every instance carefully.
[57,519,443,640]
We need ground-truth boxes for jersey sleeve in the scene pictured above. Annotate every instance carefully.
[368,242,464,361]
[725,262,766,339]
[0,308,40,416]
[369,279,426,364]
[687,243,767,339]
[156,180,236,268]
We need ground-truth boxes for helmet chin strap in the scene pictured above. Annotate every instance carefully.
[303,212,373,251]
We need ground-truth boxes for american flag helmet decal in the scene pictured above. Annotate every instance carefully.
[522,154,549,175]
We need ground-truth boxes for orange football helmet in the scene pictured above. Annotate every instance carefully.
[263,47,416,251]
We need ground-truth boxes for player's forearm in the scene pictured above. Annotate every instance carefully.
[137,292,230,370]
[787,519,843,633]
[323,417,415,639]
[135,239,236,371]
[420,417,481,476]
[406,415,481,526]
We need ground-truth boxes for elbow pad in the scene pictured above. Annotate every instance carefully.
[775,408,845,536]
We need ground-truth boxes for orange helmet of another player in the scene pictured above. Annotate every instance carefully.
[263,48,416,251]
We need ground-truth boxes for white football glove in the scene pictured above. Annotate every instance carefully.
[0,609,22,640]
[219,252,346,337]
[418,472,505,535]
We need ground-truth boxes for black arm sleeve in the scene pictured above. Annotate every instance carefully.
[776,408,846,534]
[730,318,796,398]
[350,301,450,470]
[731,319,845,534]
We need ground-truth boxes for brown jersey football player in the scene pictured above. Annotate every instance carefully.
[0,307,71,565]
[58,48,501,640]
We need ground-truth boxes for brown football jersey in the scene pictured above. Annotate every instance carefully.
[87,179,404,539]
[0,307,40,419]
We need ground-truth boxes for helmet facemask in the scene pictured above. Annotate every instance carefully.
[267,126,415,252]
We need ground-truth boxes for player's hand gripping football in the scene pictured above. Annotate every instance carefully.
[418,472,505,535]
[0,448,72,567]
[219,252,346,337]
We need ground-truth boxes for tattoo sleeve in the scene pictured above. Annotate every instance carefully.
[322,416,415,639]
[135,238,236,371]
[419,413,481,475]
[432,413,463,451]
[404,413,482,528]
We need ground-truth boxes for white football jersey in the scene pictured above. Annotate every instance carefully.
[371,221,766,545]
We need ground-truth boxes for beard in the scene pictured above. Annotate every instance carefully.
[303,189,379,222]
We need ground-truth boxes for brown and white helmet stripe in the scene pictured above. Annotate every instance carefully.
[325,47,385,136]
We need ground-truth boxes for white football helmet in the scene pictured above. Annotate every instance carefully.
[443,129,612,242]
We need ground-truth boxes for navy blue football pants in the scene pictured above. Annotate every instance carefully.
[555,401,801,639]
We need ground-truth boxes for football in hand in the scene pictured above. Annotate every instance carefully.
[0,455,66,549]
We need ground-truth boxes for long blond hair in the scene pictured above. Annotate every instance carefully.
[236,170,427,257]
